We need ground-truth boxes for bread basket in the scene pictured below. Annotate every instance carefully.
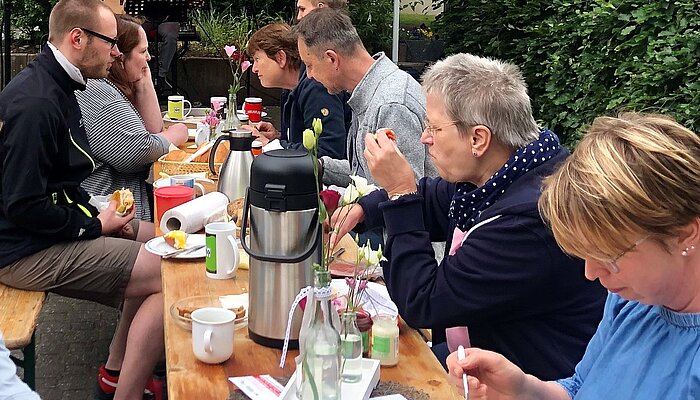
[156,154,222,180]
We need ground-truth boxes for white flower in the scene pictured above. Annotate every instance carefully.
[342,184,360,205]
[361,243,387,267]
[349,175,378,197]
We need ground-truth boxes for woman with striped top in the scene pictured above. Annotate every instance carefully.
[76,14,187,224]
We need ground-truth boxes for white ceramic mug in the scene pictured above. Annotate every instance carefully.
[191,307,236,364]
[210,96,227,119]
[170,175,207,198]
[168,95,192,120]
[205,222,239,279]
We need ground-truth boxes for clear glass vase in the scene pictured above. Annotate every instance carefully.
[301,270,341,400]
[340,311,362,383]
[215,92,241,137]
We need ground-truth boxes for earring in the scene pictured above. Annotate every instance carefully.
[683,245,696,256]
[473,152,478,158]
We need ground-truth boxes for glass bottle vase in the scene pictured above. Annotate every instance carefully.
[339,311,362,383]
[301,270,341,400]
[215,92,241,137]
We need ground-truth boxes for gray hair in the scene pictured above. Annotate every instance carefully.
[421,53,539,149]
[292,8,363,57]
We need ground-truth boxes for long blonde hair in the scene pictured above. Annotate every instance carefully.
[539,113,700,261]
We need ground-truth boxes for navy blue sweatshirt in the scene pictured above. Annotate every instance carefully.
[358,148,606,380]
[279,66,350,159]
[0,47,101,267]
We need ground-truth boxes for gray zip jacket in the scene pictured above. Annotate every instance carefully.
[321,53,437,187]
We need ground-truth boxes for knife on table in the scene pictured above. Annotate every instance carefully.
[163,244,205,259]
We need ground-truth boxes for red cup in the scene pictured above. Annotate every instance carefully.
[244,97,263,123]
[154,186,194,225]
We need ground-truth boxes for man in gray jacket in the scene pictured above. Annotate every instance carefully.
[294,9,437,187]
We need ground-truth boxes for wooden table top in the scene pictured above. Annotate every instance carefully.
[162,236,450,399]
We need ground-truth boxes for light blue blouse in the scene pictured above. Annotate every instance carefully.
[557,293,700,399]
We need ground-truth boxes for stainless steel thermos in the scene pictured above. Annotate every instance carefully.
[240,149,321,348]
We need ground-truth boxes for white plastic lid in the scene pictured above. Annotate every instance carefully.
[244,97,263,104]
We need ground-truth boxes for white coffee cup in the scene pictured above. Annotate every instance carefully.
[205,222,239,279]
[210,96,227,119]
[168,95,192,120]
[191,307,236,364]
[170,175,208,198]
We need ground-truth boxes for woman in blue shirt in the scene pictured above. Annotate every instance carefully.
[446,113,700,399]
[244,22,350,159]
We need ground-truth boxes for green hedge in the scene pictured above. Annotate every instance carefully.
[434,0,700,146]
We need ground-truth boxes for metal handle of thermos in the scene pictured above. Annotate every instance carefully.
[208,134,227,176]
[240,187,321,263]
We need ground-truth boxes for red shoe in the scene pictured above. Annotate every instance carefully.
[96,365,164,400]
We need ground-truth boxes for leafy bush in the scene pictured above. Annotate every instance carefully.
[190,6,258,58]
[6,0,57,48]
[208,0,293,24]
[349,0,394,55]
[434,0,700,146]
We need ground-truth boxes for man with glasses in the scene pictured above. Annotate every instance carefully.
[0,1,165,399]
[294,9,437,188]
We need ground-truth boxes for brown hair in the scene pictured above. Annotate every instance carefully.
[107,14,146,102]
[48,0,112,42]
[539,113,700,262]
[248,23,301,71]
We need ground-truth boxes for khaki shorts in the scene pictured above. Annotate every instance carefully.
[0,237,141,308]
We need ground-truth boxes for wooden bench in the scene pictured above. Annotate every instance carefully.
[0,283,46,390]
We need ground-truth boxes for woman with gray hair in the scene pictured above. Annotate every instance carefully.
[447,113,700,399]
[330,53,606,379]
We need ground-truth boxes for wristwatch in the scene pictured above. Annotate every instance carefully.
[389,191,418,201]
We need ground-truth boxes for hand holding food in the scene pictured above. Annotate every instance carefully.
[112,188,134,216]
[164,230,188,249]
[372,128,396,142]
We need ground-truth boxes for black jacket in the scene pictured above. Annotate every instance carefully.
[358,148,606,380]
[279,66,351,159]
[0,47,101,267]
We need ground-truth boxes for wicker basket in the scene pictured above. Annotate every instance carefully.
[156,154,222,180]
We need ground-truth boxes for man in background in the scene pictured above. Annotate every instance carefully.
[294,8,437,188]
[296,0,347,20]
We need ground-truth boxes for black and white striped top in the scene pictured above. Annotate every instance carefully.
[76,79,170,221]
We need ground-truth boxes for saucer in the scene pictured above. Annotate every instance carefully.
[145,234,206,258]
[170,294,249,331]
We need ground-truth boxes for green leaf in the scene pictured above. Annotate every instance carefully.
[620,26,636,35]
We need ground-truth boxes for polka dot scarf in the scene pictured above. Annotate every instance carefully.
[448,128,561,231]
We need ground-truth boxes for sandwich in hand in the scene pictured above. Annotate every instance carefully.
[112,188,134,216]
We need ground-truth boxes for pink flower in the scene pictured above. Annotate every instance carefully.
[211,101,222,111]
[319,189,341,217]
[241,60,252,72]
[204,110,220,128]
[224,45,237,58]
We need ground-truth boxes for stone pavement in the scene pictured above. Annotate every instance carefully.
[15,294,118,400]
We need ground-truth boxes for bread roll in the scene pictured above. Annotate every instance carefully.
[112,188,134,216]
[194,141,230,163]
[165,149,188,161]
[164,230,188,249]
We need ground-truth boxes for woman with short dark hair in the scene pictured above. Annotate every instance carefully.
[244,22,350,159]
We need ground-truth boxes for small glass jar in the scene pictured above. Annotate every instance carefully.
[371,314,399,366]
[339,311,362,383]
[251,140,263,157]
